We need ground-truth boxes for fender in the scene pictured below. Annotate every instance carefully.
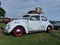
[12,24,28,34]
[5,21,29,34]
[45,23,53,31]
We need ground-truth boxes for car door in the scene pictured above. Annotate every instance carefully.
[40,16,48,30]
[29,15,41,32]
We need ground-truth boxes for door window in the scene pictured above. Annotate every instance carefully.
[41,16,47,21]
[30,15,40,21]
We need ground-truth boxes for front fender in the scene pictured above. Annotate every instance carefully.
[12,24,29,34]
[5,22,28,34]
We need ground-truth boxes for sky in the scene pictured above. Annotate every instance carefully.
[0,0,60,21]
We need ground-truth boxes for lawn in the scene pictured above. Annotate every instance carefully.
[0,23,60,45]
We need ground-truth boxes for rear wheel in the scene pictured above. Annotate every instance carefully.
[47,26,52,33]
[13,27,24,37]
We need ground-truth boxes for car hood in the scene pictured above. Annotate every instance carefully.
[9,19,28,23]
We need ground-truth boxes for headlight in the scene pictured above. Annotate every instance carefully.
[8,25,10,27]
[7,24,10,29]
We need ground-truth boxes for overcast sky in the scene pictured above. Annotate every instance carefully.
[0,0,60,21]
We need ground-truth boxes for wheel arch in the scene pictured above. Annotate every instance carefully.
[45,25,53,31]
[12,25,28,34]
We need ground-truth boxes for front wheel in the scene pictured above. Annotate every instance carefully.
[46,26,52,33]
[13,27,24,37]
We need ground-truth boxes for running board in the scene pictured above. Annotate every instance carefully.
[28,30,45,33]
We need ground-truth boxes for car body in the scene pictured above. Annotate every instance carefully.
[4,14,53,37]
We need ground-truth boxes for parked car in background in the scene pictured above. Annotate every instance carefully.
[50,21,60,30]
[0,17,20,24]
[0,17,12,23]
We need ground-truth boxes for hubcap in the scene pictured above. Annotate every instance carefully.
[48,27,50,30]
[48,27,52,32]
[16,29,21,33]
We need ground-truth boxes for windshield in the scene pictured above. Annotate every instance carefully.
[23,15,30,20]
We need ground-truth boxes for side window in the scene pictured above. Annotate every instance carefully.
[41,16,47,21]
[23,15,30,20]
[30,15,40,21]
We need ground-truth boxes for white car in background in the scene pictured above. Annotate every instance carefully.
[4,14,53,37]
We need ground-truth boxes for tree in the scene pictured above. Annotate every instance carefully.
[0,7,6,18]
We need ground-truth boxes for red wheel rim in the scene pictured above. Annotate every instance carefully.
[13,27,24,37]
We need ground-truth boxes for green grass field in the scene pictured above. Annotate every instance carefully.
[0,23,60,45]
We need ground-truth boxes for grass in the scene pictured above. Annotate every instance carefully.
[0,23,60,45]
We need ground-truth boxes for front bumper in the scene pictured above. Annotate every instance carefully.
[4,28,10,34]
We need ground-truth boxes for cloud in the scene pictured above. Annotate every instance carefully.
[0,0,60,20]
[47,0,60,2]
[0,0,39,18]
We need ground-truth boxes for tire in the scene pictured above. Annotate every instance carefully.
[47,26,52,33]
[13,27,24,37]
